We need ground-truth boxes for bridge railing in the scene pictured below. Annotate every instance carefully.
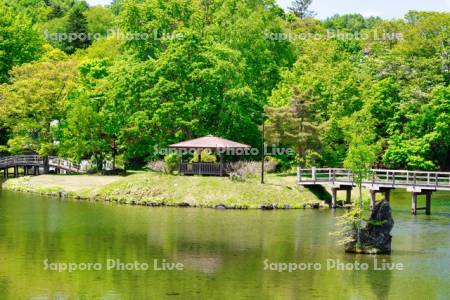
[48,156,80,172]
[297,168,450,188]
[0,155,81,173]
[0,155,43,168]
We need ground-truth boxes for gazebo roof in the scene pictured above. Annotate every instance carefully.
[168,135,251,150]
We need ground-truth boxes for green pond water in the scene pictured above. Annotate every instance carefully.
[0,189,449,299]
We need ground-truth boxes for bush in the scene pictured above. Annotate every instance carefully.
[147,160,165,172]
[190,149,217,163]
[229,172,245,182]
[228,161,259,177]
[264,156,279,173]
[86,167,98,174]
[102,169,126,176]
[228,159,278,177]
[164,153,179,174]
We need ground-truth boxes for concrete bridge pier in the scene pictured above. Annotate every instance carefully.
[331,185,353,209]
[411,190,432,215]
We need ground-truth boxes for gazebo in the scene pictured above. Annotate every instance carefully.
[168,135,251,176]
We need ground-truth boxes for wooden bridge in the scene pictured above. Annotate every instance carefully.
[297,168,450,215]
[0,155,81,178]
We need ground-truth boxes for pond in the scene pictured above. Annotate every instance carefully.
[0,189,449,299]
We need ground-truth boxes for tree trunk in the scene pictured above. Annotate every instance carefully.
[95,155,103,172]
[357,184,363,245]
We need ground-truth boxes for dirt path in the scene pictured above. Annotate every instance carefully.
[22,175,122,192]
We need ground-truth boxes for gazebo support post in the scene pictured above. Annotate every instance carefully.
[197,150,201,175]
[219,153,224,176]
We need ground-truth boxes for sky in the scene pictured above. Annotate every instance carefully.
[87,0,450,19]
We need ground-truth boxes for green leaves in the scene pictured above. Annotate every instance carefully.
[0,3,448,172]
[0,55,78,155]
[0,3,43,83]
[383,86,450,170]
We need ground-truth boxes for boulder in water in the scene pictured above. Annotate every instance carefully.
[345,200,394,254]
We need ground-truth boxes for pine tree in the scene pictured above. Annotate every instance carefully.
[289,0,315,19]
[265,88,321,166]
[63,7,91,54]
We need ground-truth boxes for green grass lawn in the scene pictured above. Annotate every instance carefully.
[2,172,329,209]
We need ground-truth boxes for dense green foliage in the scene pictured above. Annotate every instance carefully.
[0,47,78,156]
[0,0,448,171]
[0,3,43,83]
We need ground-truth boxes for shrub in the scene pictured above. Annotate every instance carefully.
[190,149,217,163]
[229,172,245,182]
[228,159,278,177]
[228,161,260,177]
[164,153,180,174]
[265,156,279,173]
[148,160,165,172]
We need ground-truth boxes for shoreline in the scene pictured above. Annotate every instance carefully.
[1,173,332,210]
[1,188,328,210]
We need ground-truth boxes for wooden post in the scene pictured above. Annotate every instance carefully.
[412,192,418,215]
[13,166,18,178]
[179,153,183,175]
[345,188,352,204]
[24,166,28,176]
[219,153,224,176]
[331,188,337,209]
[370,190,376,209]
[425,192,431,215]
[42,156,49,174]
[3,168,7,178]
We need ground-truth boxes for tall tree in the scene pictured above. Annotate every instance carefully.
[265,88,321,166]
[60,59,119,170]
[289,0,315,19]
[63,6,91,54]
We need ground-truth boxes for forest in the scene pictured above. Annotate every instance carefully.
[0,0,449,171]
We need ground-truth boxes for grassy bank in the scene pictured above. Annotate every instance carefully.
[2,172,332,209]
